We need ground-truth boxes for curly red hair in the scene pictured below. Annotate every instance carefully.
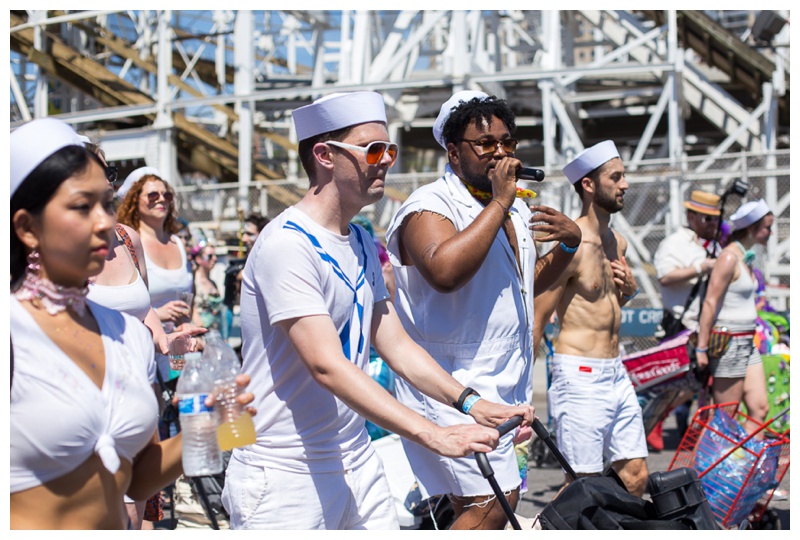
[116,174,180,234]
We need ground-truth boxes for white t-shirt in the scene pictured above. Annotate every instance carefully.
[234,206,389,474]
[653,226,718,326]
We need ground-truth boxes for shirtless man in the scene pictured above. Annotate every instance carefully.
[533,140,649,497]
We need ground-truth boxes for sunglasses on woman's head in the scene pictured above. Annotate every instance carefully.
[146,190,174,204]
[105,165,118,184]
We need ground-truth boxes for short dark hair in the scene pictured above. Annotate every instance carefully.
[245,212,270,231]
[441,96,516,148]
[297,125,356,184]
[10,145,102,284]
[572,164,605,197]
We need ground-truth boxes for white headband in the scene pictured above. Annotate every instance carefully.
[432,90,490,150]
[562,140,620,184]
[730,198,771,230]
[117,166,162,200]
[10,118,85,198]
[291,92,387,142]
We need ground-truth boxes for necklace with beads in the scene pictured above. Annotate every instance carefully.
[14,272,89,316]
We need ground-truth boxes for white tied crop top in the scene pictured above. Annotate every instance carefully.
[10,296,159,493]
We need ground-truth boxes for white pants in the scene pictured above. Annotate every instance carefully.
[548,354,648,474]
[222,451,399,530]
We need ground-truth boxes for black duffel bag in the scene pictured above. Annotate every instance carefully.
[538,475,690,530]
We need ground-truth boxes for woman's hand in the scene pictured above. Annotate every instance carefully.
[155,324,207,355]
[171,374,257,418]
[155,300,191,324]
[696,350,709,370]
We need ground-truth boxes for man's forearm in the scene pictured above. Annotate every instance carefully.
[659,264,702,287]
[378,335,464,408]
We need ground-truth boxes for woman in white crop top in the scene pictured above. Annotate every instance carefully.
[10,118,256,530]
[696,199,772,434]
[83,145,204,529]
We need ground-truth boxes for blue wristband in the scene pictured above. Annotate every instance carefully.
[623,288,640,301]
[560,242,579,253]
[462,394,482,415]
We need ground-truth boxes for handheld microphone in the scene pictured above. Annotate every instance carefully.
[516,167,545,182]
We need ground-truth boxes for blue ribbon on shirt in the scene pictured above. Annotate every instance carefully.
[283,221,368,360]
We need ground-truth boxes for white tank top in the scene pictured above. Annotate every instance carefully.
[144,235,193,309]
[715,258,758,330]
[87,271,152,322]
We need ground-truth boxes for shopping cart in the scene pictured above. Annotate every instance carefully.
[667,402,790,529]
[622,329,705,436]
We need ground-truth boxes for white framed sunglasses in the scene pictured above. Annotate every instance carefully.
[326,140,398,165]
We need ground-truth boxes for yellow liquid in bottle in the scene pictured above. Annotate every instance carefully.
[216,412,257,450]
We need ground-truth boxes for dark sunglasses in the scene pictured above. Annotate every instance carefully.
[459,137,518,156]
[699,215,720,224]
[326,140,399,165]
[146,190,175,204]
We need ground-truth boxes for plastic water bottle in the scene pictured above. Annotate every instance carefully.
[204,330,257,451]
[177,345,223,476]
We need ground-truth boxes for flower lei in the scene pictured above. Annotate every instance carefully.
[461,180,537,202]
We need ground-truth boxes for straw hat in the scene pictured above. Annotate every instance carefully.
[684,190,721,216]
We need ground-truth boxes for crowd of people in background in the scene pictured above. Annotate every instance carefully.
[9,89,784,531]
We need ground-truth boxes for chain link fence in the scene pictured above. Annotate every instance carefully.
[175,149,789,355]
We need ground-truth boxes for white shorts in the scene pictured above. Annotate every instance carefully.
[547,354,648,475]
[222,450,399,530]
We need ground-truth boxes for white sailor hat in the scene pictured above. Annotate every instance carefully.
[10,118,85,198]
[562,140,620,185]
[117,166,163,200]
[432,90,490,150]
[291,91,387,142]
[730,198,771,230]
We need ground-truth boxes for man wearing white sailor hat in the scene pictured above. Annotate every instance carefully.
[534,140,650,498]
[224,91,532,530]
[383,90,580,530]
